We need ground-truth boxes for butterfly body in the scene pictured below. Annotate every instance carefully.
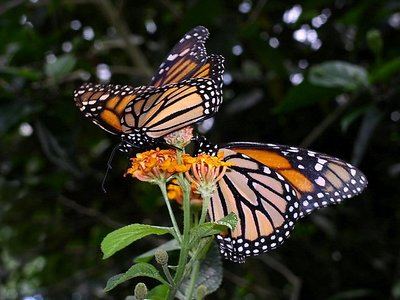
[196,138,368,262]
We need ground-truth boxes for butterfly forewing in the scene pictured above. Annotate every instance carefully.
[210,148,301,263]
[150,26,210,87]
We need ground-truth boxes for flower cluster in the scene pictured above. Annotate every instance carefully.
[125,148,191,184]
[126,147,233,201]
[185,152,233,198]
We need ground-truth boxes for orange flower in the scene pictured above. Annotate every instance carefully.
[125,148,192,183]
[185,152,234,197]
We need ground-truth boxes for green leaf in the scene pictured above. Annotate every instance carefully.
[147,284,170,300]
[216,212,238,229]
[366,29,383,57]
[190,224,226,244]
[134,239,181,263]
[0,101,43,136]
[369,57,400,84]
[101,224,172,259]
[340,106,369,132]
[309,61,369,91]
[274,81,339,114]
[189,213,238,246]
[0,66,42,81]
[176,242,223,299]
[351,105,383,165]
[44,53,76,81]
[104,262,169,292]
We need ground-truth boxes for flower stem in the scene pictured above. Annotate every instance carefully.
[162,264,175,287]
[167,174,192,299]
[199,194,211,225]
[159,182,182,244]
[186,259,200,300]
[183,236,213,279]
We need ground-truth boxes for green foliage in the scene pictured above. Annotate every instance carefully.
[176,243,223,300]
[274,81,339,113]
[189,212,237,245]
[104,262,169,292]
[366,29,383,58]
[369,57,400,83]
[101,197,236,297]
[146,284,170,300]
[309,61,369,91]
[44,54,77,83]
[101,224,172,259]
[134,239,181,263]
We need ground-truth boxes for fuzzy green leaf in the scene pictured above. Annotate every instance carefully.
[190,213,238,244]
[101,224,172,259]
[147,284,170,300]
[215,212,238,229]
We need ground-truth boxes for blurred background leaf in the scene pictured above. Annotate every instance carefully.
[308,61,369,91]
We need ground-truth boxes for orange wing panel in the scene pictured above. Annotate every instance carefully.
[232,148,314,193]
[99,110,122,132]
[231,148,292,169]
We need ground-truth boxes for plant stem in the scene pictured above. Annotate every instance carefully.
[198,194,211,225]
[159,182,182,244]
[183,237,213,279]
[162,263,175,287]
[186,260,201,300]
[167,174,192,299]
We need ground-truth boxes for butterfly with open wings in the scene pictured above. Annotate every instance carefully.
[196,137,367,262]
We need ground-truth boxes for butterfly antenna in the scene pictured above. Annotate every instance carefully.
[102,142,121,193]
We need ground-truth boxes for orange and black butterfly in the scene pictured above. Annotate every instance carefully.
[197,139,368,262]
[74,26,224,150]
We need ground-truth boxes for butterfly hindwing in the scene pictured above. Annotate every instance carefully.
[73,83,148,135]
[120,78,223,147]
[194,138,368,262]
[210,148,301,263]
[222,142,367,216]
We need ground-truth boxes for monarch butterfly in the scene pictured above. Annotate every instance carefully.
[74,26,224,150]
[197,139,368,263]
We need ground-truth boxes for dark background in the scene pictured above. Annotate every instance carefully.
[1,0,399,299]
